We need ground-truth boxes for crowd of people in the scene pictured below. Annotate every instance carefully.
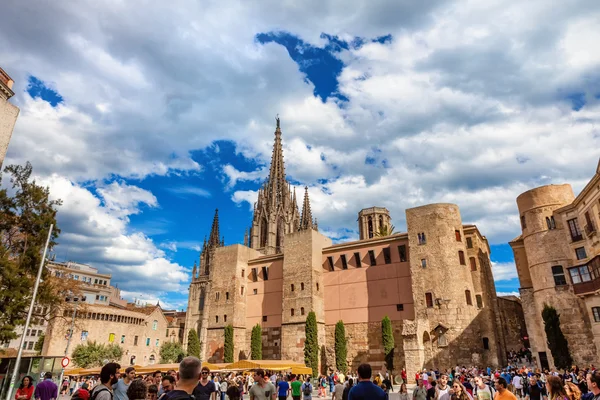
[11,361,600,400]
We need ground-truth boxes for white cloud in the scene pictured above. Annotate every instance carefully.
[497,292,521,298]
[491,261,519,282]
[167,186,211,198]
[222,165,267,189]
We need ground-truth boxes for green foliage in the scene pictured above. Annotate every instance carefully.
[334,320,347,373]
[382,316,395,372]
[542,304,572,369]
[251,324,262,360]
[304,311,319,377]
[159,341,185,363]
[34,334,45,354]
[72,341,123,368]
[224,325,234,363]
[0,162,62,343]
[187,329,201,358]
[375,224,396,237]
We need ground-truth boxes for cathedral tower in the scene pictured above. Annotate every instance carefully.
[250,118,316,255]
[358,207,391,240]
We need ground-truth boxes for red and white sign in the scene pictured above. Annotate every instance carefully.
[61,357,70,368]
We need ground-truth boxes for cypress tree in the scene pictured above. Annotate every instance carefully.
[382,316,395,372]
[187,329,201,358]
[335,320,348,373]
[251,324,262,360]
[542,304,572,369]
[224,324,234,363]
[304,311,319,377]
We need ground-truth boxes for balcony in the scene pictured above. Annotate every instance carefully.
[571,256,600,295]
[585,223,597,237]
[571,233,584,242]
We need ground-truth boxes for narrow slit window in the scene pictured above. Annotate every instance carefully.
[354,252,362,268]
[397,245,407,262]
[327,256,335,271]
[368,250,376,266]
[383,248,391,264]
[341,254,348,269]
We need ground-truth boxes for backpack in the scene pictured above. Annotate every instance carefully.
[91,388,112,400]
[71,389,88,400]
[303,383,312,396]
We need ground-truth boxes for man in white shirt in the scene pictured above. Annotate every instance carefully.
[512,375,523,399]
[436,373,451,400]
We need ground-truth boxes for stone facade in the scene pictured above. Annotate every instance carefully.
[43,304,169,367]
[497,296,528,352]
[184,119,525,376]
[0,67,19,167]
[509,159,600,369]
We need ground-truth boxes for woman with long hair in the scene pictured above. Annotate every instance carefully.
[399,383,410,400]
[451,379,473,400]
[546,376,568,400]
[15,376,34,400]
[565,382,582,400]
[342,378,354,400]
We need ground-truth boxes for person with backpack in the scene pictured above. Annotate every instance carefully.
[71,383,91,400]
[301,377,313,400]
[90,363,122,400]
[474,376,495,400]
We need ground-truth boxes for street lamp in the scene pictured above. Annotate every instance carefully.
[58,294,86,385]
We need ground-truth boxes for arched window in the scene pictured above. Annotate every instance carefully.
[379,215,384,231]
[547,216,556,230]
[291,308,295,316]
[368,217,373,238]
[152,320,158,330]
[260,217,268,248]
[301,283,305,290]
[437,329,447,347]
[465,290,472,306]
[301,307,305,315]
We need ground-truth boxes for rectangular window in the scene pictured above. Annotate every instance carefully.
[81,331,88,341]
[134,336,138,346]
[476,295,483,309]
[327,256,335,271]
[252,268,258,282]
[226,292,229,300]
[341,254,348,270]
[569,266,592,284]
[224,315,227,322]
[368,250,376,266]
[483,337,490,350]
[26,329,31,336]
[521,215,527,229]
[593,307,600,323]
[262,316,267,322]
[262,266,269,280]
[465,290,472,305]
[552,265,567,286]
[466,237,473,249]
[156,339,159,346]
[253,288,258,295]
[27,341,34,350]
[458,251,466,265]
[108,333,115,343]
[455,230,461,241]
[121,335,125,344]
[241,269,245,278]
[166,329,169,338]
[31,330,37,336]
[425,293,434,308]
[216,316,219,323]
[145,338,150,346]
[568,218,583,241]
[215,292,220,301]
[241,286,245,295]
[398,245,407,262]
[396,304,404,311]
[421,259,427,268]
[575,247,587,260]
[383,248,391,264]
[470,257,477,271]
[354,252,362,268]
[418,232,427,245]
[585,211,594,230]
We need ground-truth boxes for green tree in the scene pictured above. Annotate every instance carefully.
[375,224,396,237]
[71,341,123,368]
[187,329,201,358]
[334,320,347,373]
[0,162,63,343]
[34,333,45,354]
[304,311,319,377]
[224,324,234,363]
[160,341,185,363]
[251,324,262,360]
[382,316,395,372]
[542,304,572,369]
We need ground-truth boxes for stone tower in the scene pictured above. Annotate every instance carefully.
[0,67,19,167]
[403,204,502,377]
[511,184,596,368]
[358,207,392,240]
[184,209,222,357]
[250,118,314,255]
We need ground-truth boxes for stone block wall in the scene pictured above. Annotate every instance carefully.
[497,296,527,352]
[0,98,18,166]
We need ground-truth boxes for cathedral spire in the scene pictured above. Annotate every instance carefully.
[267,116,287,209]
[300,186,316,231]
[243,228,248,246]
[208,209,220,247]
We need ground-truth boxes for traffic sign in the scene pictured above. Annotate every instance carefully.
[61,357,70,368]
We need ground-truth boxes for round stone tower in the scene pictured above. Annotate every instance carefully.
[515,184,595,367]
[358,206,391,240]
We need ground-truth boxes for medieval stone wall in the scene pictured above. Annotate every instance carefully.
[496,297,527,352]
[0,96,18,166]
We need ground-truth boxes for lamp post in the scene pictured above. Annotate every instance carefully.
[5,225,53,400]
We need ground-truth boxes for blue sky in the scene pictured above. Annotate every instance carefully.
[2,1,600,310]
